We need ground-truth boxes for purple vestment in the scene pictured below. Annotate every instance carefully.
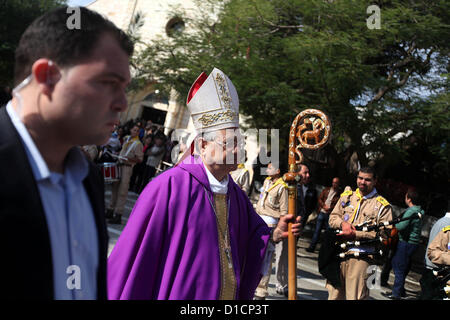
[107,155,270,299]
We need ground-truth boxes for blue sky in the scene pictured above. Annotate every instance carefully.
[67,0,94,6]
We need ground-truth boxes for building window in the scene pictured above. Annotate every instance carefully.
[166,17,185,37]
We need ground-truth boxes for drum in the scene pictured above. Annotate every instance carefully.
[102,162,121,183]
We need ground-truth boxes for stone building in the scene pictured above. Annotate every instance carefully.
[87,0,261,170]
[88,0,198,133]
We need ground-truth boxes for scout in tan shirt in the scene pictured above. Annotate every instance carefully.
[107,124,144,224]
[254,162,288,299]
[327,167,393,300]
[256,177,288,223]
[428,226,450,287]
[230,163,250,195]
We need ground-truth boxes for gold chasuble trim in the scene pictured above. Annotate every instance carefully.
[213,193,237,300]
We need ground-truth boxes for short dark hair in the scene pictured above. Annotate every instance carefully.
[359,166,377,179]
[154,132,166,141]
[298,163,308,171]
[406,187,420,205]
[14,6,134,85]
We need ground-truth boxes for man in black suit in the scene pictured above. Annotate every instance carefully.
[0,86,12,107]
[0,7,133,299]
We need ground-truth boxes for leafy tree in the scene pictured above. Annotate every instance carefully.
[130,0,449,202]
[0,0,66,86]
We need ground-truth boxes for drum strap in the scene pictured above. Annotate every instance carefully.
[124,141,138,157]
[122,137,139,158]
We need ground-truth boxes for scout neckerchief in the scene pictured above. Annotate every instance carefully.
[350,188,377,224]
[122,135,140,157]
[268,177,287,192]
[260,177,287,207]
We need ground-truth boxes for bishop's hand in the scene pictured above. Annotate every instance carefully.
[272,214,301,243]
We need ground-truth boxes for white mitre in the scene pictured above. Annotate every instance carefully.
[187,67,240,133]
[177,68,240,164]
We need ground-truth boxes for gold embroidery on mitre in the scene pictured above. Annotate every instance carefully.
[214,73,233,109]
[197,109,237,127]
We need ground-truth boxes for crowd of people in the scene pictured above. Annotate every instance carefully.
[81,121,179,224]
[240,162,449,301]
[0,6,447,302]
[88,114,447,301]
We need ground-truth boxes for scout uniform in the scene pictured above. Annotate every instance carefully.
[230,164,250,195]
[108,135,144,222]
[428,225,450,267]
[254,177,288,298]
[327,186,393,300]
[427,226,450,297]
[256,177,288,223]
[420,214,450,300]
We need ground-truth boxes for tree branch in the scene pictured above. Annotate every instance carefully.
[250,0,303,31]
[365,41,436,107]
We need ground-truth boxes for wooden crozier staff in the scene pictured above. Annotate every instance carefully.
[283,109,331,300]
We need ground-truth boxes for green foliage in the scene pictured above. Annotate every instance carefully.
[0,0,66,86]
[132,0,449,186]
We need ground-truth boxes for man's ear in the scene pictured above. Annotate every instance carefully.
[32,59,61,96]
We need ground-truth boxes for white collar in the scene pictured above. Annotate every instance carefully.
[6,101,88,182]
[362,187,378,200]
[445,212,450,218]
[6,101,50,179]
[203,162,229,194]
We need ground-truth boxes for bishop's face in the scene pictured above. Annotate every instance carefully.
[200,128,244,174]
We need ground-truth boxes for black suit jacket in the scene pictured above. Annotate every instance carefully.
[297,183,318,219]
[0,107,108,299]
